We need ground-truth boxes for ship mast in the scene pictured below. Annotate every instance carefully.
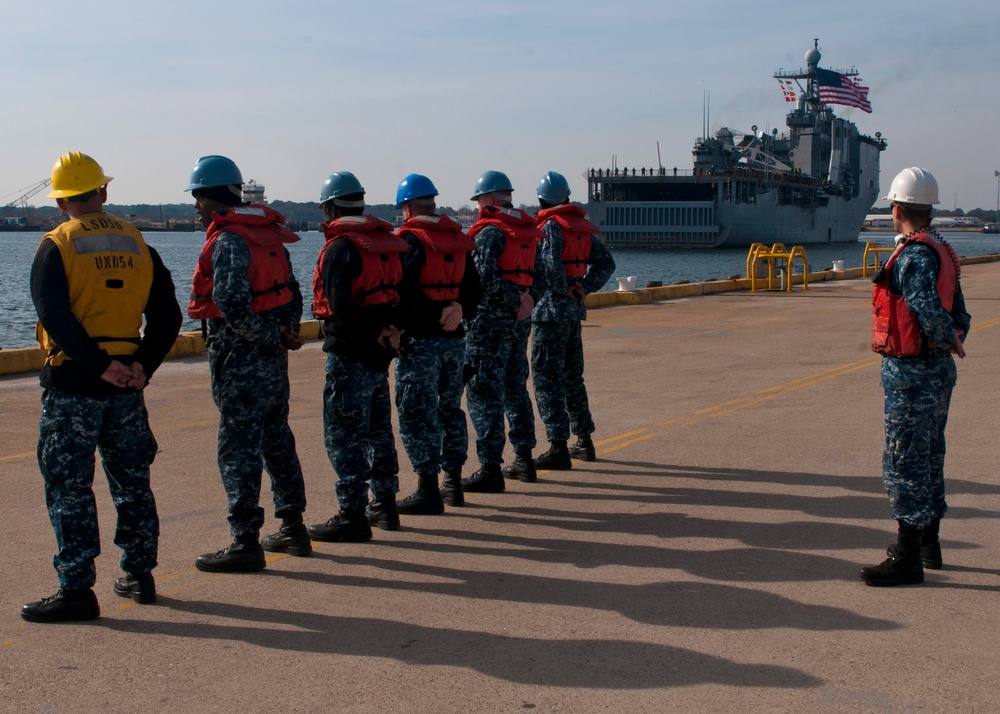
[773,38,861,111]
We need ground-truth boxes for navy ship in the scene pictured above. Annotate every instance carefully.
[242,179,267,204]
[586,42,887,248]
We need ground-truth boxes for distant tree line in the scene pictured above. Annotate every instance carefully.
[868,205,994,219]
[17,200,995,230]
[16,201,480,231]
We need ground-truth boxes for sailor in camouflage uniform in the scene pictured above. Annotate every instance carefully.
[392,175,481,514]
[462,171,546,493]
[529,171,616,472]
[23,152,182,622]
[308,172,411,542]
[185,155,310,574]
[861,168,970,587]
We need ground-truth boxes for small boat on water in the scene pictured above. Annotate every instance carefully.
[587,41,886,248]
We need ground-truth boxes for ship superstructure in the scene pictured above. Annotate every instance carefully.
[586,42,887,248]
[243,179,267,205]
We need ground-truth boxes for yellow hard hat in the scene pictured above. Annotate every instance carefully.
[46,151,114,198]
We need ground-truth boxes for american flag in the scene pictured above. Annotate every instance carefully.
[815,67,872,113]
[776,78,798,103]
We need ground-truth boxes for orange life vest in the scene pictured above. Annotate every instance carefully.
[399,214,476,301]
[188,205,299,319]
[871,230,960,357]
[312,215,409,319]
[468,205,542,287]
[536,204,598,279]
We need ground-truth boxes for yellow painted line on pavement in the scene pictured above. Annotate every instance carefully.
[0,451,35,463]
[593,356,881,459]
[593,311,1000,458]
[970,316,1000,332]
[594,428,660,446]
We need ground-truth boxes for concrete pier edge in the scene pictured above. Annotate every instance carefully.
[3,253,999,377]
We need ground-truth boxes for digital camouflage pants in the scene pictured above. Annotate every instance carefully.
[882,385,952,526]
[395,336,468,476]
[465,318,536,465]
[38,387,159,589]
[209,342,307,538]
[531,320,595,442]
[323,351,399,511]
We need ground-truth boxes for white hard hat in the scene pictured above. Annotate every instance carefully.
[882,167,939,206]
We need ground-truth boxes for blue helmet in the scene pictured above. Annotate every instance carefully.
[395,174,438,209]
[470,170,513,200]
[185,155,243,191]
[537,171,571,204]
[319,171,365,206]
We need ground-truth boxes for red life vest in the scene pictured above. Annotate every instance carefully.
[536,204,598,279]
[871,229,960,357]
[468,205,542,287]
[312,215,409,320]
[188,205,299,319]
[399,214,476,302]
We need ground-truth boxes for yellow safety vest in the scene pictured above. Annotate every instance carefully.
[36,213,154,367]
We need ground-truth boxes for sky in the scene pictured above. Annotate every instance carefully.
[3,1,999,214]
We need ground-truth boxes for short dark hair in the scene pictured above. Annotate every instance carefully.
[896,202,932,225]
[191,184,243,207]
[66,188,99,203]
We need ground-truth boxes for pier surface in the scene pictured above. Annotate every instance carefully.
[2,265,998,713]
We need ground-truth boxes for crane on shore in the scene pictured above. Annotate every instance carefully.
[1,179,50,219]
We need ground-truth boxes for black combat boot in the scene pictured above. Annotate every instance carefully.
[887,518,943,569]
[440,468,465,507]
[919,519,943,569]
[195,534,266,573]
[534,440,573,471]
[503,449,537,482]
[309,508,373,543]
[367,495,400,531]
[568,434,597,462]
[262,514,313,557]
[861,521,924,586]
[113,572,156,604]
[22,587,100,623]
[398,473,445,515]
[462,463,505,493]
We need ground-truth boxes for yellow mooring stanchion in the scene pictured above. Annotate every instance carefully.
[747,243,809,292]
[863,241,896,278]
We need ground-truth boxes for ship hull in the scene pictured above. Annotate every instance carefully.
[585,173,877,249]
[586,118,884,249]
[717,191,872,247]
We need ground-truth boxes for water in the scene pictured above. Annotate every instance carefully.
[608,232,1000,289]
[2,230,330,350]
[2,229,997,350]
